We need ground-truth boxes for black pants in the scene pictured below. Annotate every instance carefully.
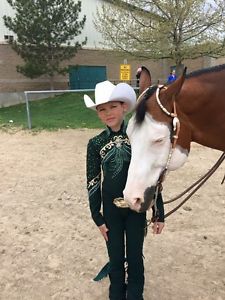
[104,206,146,300]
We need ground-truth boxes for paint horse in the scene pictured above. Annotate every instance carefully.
[123,65,225,213]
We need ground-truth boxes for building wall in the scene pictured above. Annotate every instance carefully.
[0,0,14,42]
[1,42,225,95]
[0,0,106,47]
[79,0,106,49]
[1,0,225,104]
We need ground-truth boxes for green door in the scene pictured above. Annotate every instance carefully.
[69,65,107,89]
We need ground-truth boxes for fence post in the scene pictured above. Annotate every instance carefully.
[24,92,32,129]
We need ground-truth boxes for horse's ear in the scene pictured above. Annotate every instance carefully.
[138,66,152,94]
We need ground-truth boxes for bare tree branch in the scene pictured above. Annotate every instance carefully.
[95,0,225,69]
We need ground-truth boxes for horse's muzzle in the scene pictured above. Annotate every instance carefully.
[139,186,156,213]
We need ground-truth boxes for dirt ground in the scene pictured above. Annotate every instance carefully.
[0,128,224,300]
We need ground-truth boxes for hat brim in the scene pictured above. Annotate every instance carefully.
[84,94,97,110]
[84,82,136,113]
[84,94,119,110]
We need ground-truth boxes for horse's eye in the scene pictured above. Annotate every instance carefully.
[154,138,164,144]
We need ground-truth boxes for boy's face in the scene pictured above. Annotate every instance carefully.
[96,101,128,131]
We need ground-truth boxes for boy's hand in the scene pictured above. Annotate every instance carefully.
[152,222,164,234]
[98,224,109,241]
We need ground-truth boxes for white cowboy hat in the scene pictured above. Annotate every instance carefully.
[84,80,136,113]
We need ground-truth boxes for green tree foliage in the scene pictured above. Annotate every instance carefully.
[4,0,87,88]
[96,0,225,72]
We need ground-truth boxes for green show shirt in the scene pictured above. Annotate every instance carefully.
[86,122,164,226]
[86,122,131,226]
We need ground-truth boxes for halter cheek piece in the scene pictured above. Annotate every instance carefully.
[156,85,180,148]
[138,84,180,182]
[138,85,181,221]
[137,85,180,148]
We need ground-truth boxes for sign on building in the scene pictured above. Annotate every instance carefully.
[120,64,131,81]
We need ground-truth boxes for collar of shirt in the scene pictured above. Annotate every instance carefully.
[106,121,127,137]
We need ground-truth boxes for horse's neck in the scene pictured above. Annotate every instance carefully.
[177,79,225,151]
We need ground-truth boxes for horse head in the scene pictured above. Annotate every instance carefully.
[123,66,191,213]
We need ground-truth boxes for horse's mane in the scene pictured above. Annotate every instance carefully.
[135,85,158,124]
[186,63,225,79]
[135,64,225,125]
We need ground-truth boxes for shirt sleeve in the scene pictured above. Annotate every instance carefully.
[152,192,165,222]
[86,139,105,226]
[156,192,165,222]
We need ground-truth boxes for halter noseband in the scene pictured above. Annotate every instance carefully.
[156,85,180,150]
[137,85,180,153]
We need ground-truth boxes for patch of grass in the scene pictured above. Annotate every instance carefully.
[0,92,104,130]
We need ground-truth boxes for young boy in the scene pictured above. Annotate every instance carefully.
[84,80,164,300]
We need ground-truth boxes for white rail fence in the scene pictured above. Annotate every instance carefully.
[24,85,139,129]
[24,89,95,129]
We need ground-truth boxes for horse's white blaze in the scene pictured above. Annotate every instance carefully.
[124,114,188,209]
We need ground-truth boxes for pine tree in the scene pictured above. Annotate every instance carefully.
[4,0,87,89]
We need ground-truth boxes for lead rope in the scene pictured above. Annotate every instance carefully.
[145,152,225,232]
[221,173,225,184]
[164,152,225,205]
[164,151,225,218]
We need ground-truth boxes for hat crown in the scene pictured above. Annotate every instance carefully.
[84,80,136,112]
[95,81,116,105]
